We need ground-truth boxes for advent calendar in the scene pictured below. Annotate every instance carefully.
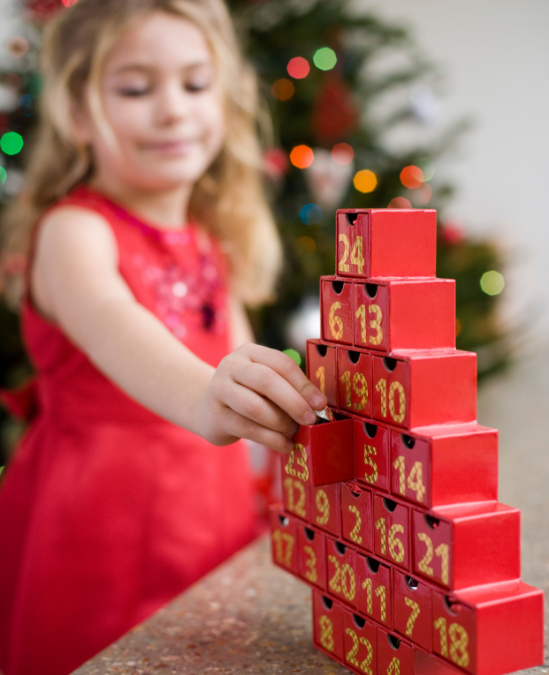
[270,208,544,675]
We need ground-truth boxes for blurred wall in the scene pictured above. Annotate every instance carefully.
[358,0,549,338]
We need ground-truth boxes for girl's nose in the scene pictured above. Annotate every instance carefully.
[155,81,189,126]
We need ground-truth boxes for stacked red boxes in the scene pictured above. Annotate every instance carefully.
[270,208,544,675]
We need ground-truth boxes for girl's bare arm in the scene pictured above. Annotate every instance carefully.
[31,207,326,453]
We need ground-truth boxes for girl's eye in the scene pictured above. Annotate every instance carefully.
[185,79,211,93]
[118,87,150,97]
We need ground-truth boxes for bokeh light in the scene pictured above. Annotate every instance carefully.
[0,167,6,185]
[388,196,412,209]
[295,236,317,253]
[0,132,23,156]
[6,37,29,59]
[62,0,79,6]
[455,318,462,337]
[313,47,337,71]
[271,78,295,101]
[283,348,302,366]
[300,203,323,225]
[331,143,354,166]
[413,182,432,205]
[290,144,314,169]
[287,57,310,79]
[480,271,505,296]
[353,169,377,193]
[416,157,436,181]
[400,165,424,189]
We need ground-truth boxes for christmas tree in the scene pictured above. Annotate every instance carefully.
[0,0,509,465]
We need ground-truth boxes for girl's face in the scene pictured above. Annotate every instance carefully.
[77,12,225,194]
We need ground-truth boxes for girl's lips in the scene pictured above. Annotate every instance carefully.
[141,139,198,155]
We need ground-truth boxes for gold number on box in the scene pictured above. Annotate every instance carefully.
[393,457,426,503]
[375,516,386,554]
[285,443,309,482]
[319,615,334,652]
[368,304,383,345]
[435,543,450,585]
[328,555,356,601]
[329,301,344,340]
[283,477,307,518]
[353,372,368,411]
[272,529,294,567]
[388,524,405,563]
[356,304,367,343]
[375,378,387,417]
[387,657,401,675]
[404,597,420,637]
[434,617,469,668]
[341,370,352,408]
[363,445,378,484]
[315,489,330,526]
[350,236,365,274]
[315,365,326,395]
[345,628,373,674]
[338,233,350,273]
[361,579,387,622]
[417,532,434,577]
[389,381,406,424]
[303,545,317,583]
[348,504,362,545]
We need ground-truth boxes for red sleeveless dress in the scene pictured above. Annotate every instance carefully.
[0,185,256,675]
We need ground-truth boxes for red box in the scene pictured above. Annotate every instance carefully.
[297,524,327,591]
[269,505,299,576]
[343,610,378,675]
[414,649,467,675]
[353,279,455,352]
[354,419,390,492]
[373,495,411,570]
[337,348,373,418]
[372,351,477,429]
[377,629,414,675]
[390,425,498,509]
[321,277,353,345]
[326,538,358,607]
[356,553,393,630]
[393,571,433,651]
[282,417,354,487]
[306,339,338,408]
[432,581,544,675]
[412,502,520,590]
[281,472,310,521]
[340,483,374,552]
[336,208,437,279]
[312,590,345,662]
[310,483,340,538]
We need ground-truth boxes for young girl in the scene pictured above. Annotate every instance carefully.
[0,1,326,674]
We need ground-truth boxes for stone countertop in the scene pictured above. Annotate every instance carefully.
[74,349,549,675]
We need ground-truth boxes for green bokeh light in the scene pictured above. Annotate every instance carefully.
[416,157,436,181]
[0,167,6,185]
[1,132,24,156]
[283,348,302,366]
[480,270,505,296]
[313,47,337,71]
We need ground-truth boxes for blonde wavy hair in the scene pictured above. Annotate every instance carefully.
[2,0,282,307]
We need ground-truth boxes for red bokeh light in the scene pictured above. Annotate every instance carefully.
[287,57,310,80]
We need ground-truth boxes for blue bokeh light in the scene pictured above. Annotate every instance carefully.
[299,203,323,225]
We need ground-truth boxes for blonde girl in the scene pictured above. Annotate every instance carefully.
[0,2,326,674]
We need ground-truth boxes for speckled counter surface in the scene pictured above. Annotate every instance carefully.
[73,350,549,675]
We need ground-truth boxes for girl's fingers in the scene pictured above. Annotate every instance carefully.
[245,344,327,413]
[232,362,319,427]
[220,382,299,436]
[219,407,294,454]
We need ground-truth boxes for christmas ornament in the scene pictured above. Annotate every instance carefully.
[312,74,359,145]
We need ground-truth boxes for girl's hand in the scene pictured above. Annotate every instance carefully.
[195,343,327,454]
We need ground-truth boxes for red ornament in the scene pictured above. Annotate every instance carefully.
[312,74,359,145]
[440,221,466,245]
[25,0,65,21]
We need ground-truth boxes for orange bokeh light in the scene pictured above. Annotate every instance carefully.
[290,145,314,169]
[287,57,310,79]
[331,143,354,166]
[455,318,462,336]
[271,78,295,101]
[400,165,424,189]
[388,196,412,209]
